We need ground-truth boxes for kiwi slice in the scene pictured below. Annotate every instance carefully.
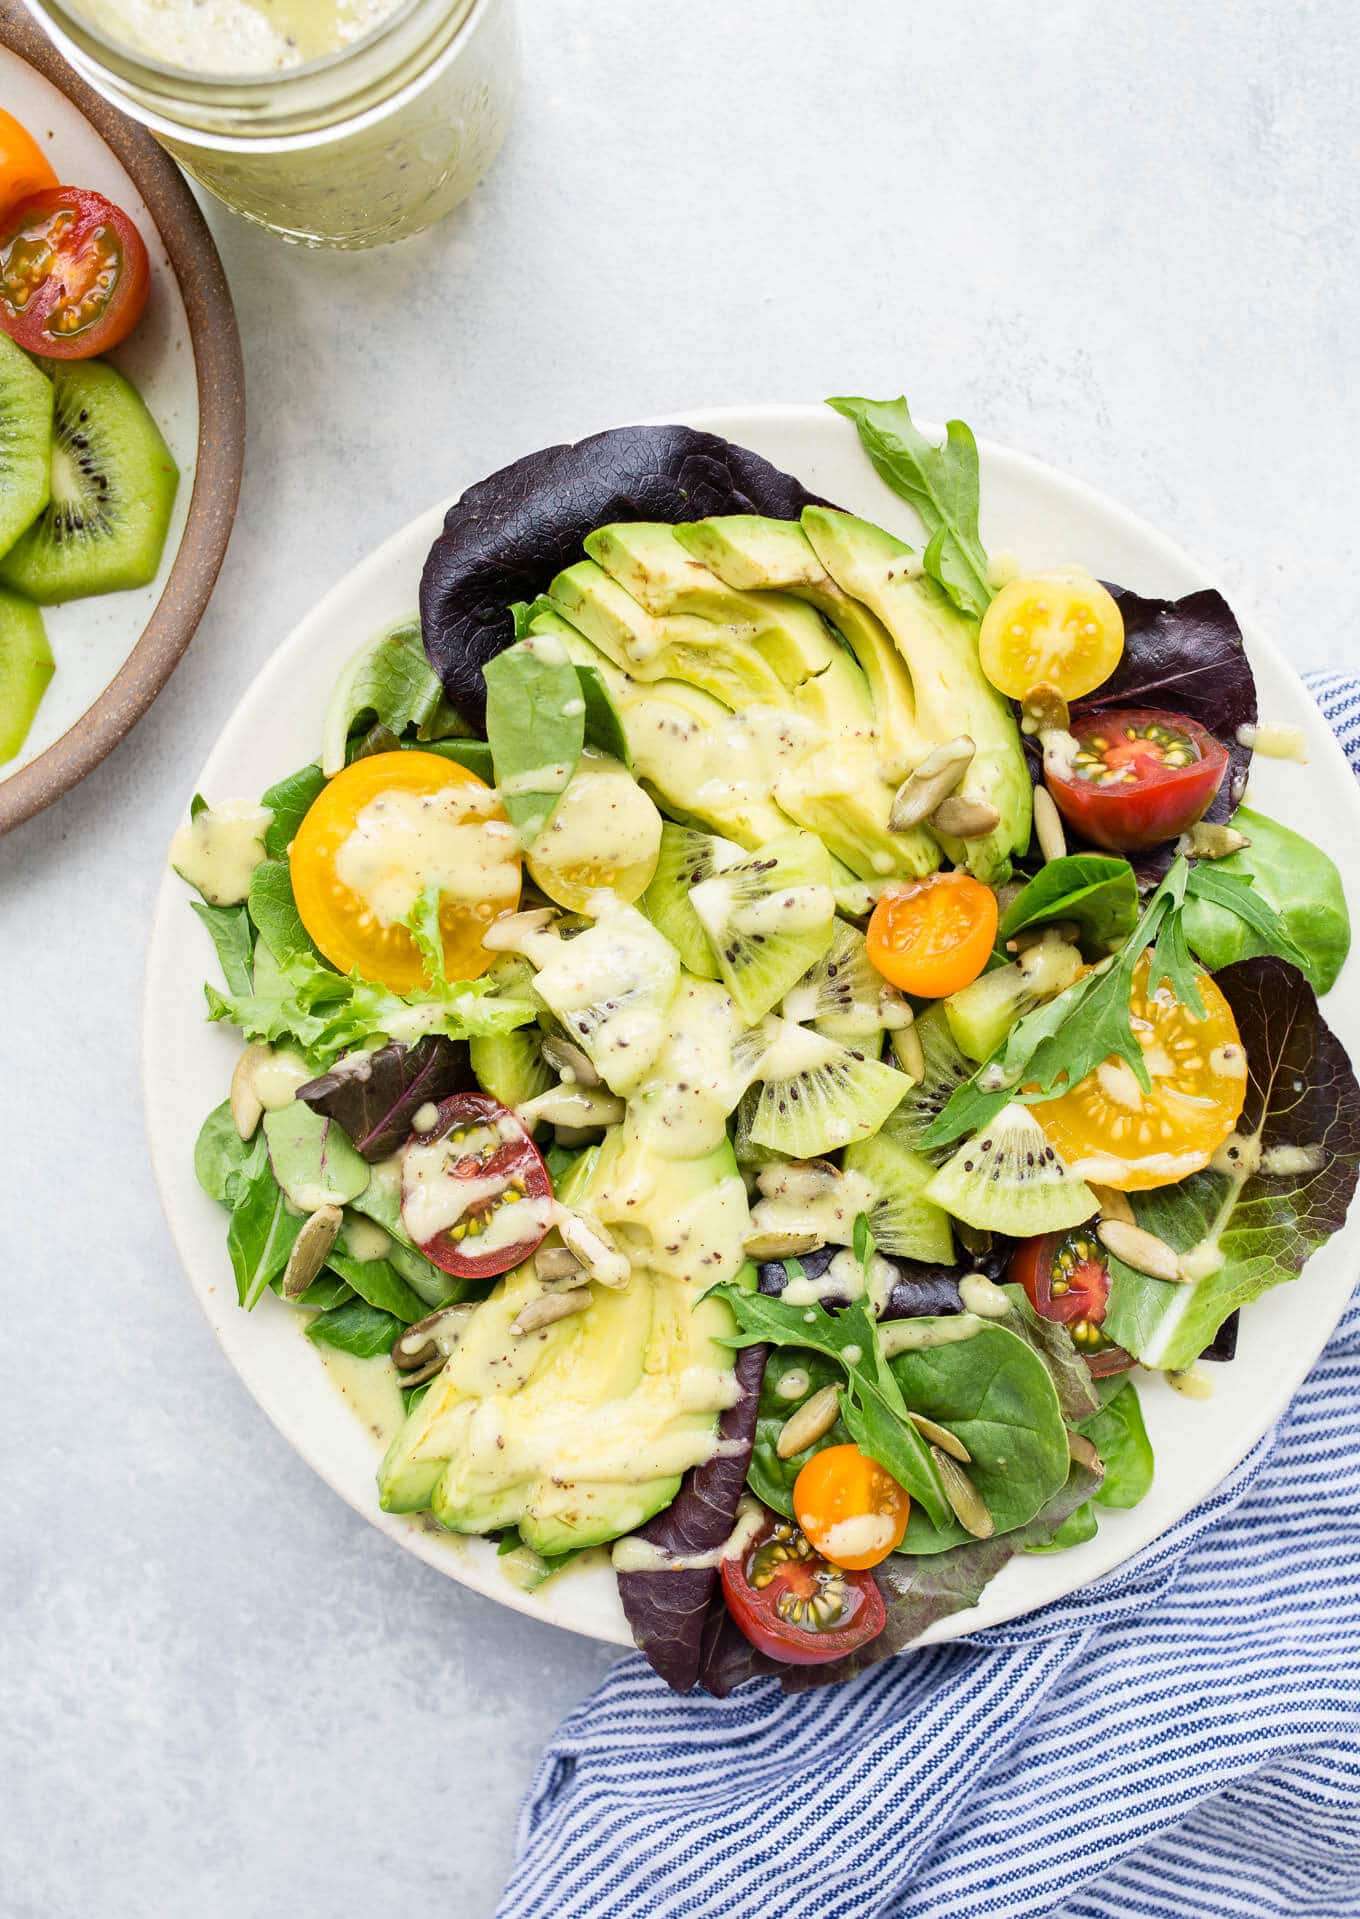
[749,1018,908,1159]
[468,1029,554,1109]
[689,829,837,1022]
[640,822,741,979]
[842,1130,955,1264]
[945,930,1083,1063]
[0,587,53,762]
[0,336,52,559]
[782,918,910,1040]
[0,359,178,604]
[925,1103,1097,1235]
[882,1005,974,1164]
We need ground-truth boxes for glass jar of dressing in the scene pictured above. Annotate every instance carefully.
[23,0,517,248]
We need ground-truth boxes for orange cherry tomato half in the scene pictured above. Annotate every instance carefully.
[0,185,150,358]
[0,111,57,221]
[792,1443,911,1570]
[719,1518,886,1665]
[867,870,998,998]
[291,751,522,993]
[1031,951,1246,1190]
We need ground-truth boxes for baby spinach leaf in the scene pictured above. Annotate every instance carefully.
[424,738,495,780]
[227,1156,306,1310]
[261,762,326,858]
[1027,1501,1100,1554]
[1082,1379,1154,1509]
[891,1323,1072,1552]
[298,1035,472,1161]
[247,858,319,969]
[1183,808,1349,993]
[826,395,991,620]
[322,1250,427,1323]
[999,855,1139,954]
[305,1301,404,1357]
[280,1270,353,1311]
[1000,1286,1100,1424]
[191,900,254,995]
[195,1101,264,1208]
[483,634,585,842]
[1104,957,1360,1370]
[747,1348,850,1519]
[262,1101,370,1210]
[321,620,450,776]
[577,663,631,765]
[716,1287,947,1527]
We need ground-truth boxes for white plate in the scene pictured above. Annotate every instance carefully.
[143,405,1360,1651]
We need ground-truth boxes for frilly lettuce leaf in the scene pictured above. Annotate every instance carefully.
[1104,956,1360,1370]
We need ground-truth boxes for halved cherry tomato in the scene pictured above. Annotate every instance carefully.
[867,870,998,998]
[979,569,1125,702]
[1045,708,1229,853]
[0,112,57,221]
[720,1517,886,1665]
[291,751,521,992]
[401,1092,552,1280]
[792,1443,911,1570]
[1032,951,1247,1190]
[0,185,149,358]
[1010,1226,1137,1373]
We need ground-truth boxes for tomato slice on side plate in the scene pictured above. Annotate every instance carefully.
[1010,1225,1135,1373]
[720,1518,886,1665]
[1045,707,1228,853]
[401,1092,553,1280]
[0,186,150,358]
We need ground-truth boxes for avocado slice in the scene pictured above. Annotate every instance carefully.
[800,507,1032,883]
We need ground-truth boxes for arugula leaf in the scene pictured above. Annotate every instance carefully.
[483,635,585,842]
[261,763,326,858]
[227,1155,306,1310]
[305,1300,404,1357]
[714,1287,947,1527]
[190,900,254,995]
[577,663,631,766]
[1148,895,1205,1017]
[1104,957,1360,1369]
[1181,806,1350,994]
[999,855,1138,955]
[1183,862,1310,975]
[247,858,320,969]
[826,395,991,620]
[321,621,451,776]
[852,1211,875,1270]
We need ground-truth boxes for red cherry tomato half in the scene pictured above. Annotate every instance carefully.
[0,186,150,358]
[400,1091,552,1281]
[1010,1224,1134,1373]
[1045,708,1228,853]
[720,1517,886,1666]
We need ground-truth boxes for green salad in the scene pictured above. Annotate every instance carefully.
[170,396,1359,1695]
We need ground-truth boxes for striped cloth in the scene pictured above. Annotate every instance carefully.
[495,672,1360,1919]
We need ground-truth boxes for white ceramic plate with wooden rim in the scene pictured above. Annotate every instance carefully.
[142,404,1360,1652]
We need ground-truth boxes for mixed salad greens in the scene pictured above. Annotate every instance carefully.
[171,397,1359,1695]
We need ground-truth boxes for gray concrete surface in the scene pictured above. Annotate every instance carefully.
[3,1,1357,1913]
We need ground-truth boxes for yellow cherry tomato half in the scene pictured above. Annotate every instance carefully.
[867,870,998,998]
[291,751,521,992]
[0,111,57,222]
[792,1443,911,1570]
[979,568,1125,702]
[1031,951,1247,1191]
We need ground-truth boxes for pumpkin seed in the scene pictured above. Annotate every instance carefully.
[1067,1430,1102,1472]
[539,1033,601,1087]
[229,1041,272,1141]
[482,907,558,952]
[930,795,1002,839]
[776,1384,842,1458]
[1182,820,1251,860]
[889,736,975,831]
[518,1085,625,1130]
[744,1228,824,1261]
[1091,1183,1136,1227]
[1032,785,1067,864]
[279,1204,342,1300]
[1097,1217,1186,1282]
[890,1021,926,1085]
[393,1303,475,1373]
[910,1412,971,1462]
[1020,681,1071,736]
[557,1210,630,1287]
[510,1287,592,1336]
[534,1243,586,1284]
[931,1445,994,1538]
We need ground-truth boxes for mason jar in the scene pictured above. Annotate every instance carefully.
[22,0,517,248]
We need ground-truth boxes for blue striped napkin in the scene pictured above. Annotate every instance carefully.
[495,672,1360,1919]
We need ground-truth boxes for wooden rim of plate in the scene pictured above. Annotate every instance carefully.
[0,0,245,835]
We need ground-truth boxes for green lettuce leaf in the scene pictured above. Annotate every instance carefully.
[483,635,586,843]
[998,854,1139,955]
[321,620,461,776]
[190,900,254,994]
[1183,808,1348,992]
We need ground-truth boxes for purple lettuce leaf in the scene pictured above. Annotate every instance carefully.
[695,1457,1103,1698]
[616,1341,768,1693]
[1024,585,1258,887]
[297,1036,473,1162]
[419,425,827,728]
[757,1241,1014,1318]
